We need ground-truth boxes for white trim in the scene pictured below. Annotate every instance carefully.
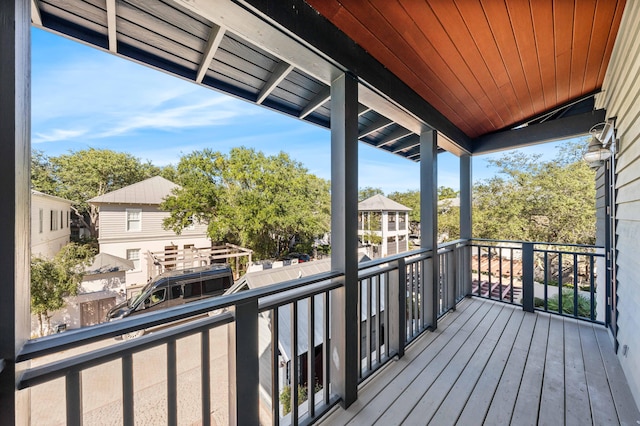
[125,208,142,232]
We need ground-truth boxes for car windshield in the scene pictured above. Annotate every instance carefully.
[128,281,155,308]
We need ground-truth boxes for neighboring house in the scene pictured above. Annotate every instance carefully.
[88,176,212,287]
[31,190,73,258]
[358,194,411,258]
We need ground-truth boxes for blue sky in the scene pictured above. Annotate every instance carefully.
[31,28,576,193]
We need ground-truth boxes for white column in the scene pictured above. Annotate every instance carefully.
[0,0,31,422]
[330,72,359,407]
[460,154,472,295]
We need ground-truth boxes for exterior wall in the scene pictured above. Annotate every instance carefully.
[31,192,72,258]
[595,166,607,322]
[96,203,210,286]
[594,0,640,407]
[357,210,411,258]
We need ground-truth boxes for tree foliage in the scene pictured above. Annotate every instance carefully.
[473,142,596,244]
[31,242,96,336]
[359,187,384,201]
[387,190,420,224]
[162,147,331,259]
[31,148,168,237]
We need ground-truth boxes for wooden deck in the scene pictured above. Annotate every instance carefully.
[319,298,640,425]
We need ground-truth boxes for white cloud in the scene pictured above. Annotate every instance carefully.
[33,128,88,143]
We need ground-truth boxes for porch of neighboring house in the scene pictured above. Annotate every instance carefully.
[320,297,640,425]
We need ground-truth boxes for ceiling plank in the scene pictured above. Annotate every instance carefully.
[472,109,606,155]
[570,0,597,97]
[196,23,225,84]
[553,0,575,104]
[375,127,413,148]
[31,0,42,26]
[106,0,117,53]
[359,116,393,139]
[257,60,294,104]
[299,86,330,119]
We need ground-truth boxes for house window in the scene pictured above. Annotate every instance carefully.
[126,209,142,231]
[60,210,64,228]
[127,249,141,271]
[39,208,43,234]
[66,211,70,228]
[50,210,59,231]
[186,216,196,230]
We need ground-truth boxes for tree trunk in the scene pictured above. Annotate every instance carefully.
[38,313,44,337]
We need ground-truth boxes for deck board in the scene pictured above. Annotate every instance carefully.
[319,298,640,425]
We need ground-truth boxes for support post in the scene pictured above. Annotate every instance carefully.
[389,258,406,358]
[0,0,31,423]
[228,299,259,425]
[522,243,535,313]
[330,72,359,408]
[420,129,438,329]
[460,154,472,296]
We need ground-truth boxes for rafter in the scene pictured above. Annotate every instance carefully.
[106,0,117,52]
[31,0,42,26]
[257,61,294,104]
[391,135,420,153]
[375,127,413,148]
[358,116,393,139]
[299,86,330,119]
[196,24,225,84]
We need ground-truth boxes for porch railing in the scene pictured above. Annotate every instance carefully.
[16,238,600,425]
[470,239,605,323]
[16,243,469,426]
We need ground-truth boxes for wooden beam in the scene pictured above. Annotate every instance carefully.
[472,109,607,154]
[375,127,413,147]
[196,23,225,84]
[358,116,393,139]
[257,60,293,104]
[299,86,330,119]
[30,0,42,26]
[106,0,117,52]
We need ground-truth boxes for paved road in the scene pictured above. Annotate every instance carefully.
[30,327,231,426]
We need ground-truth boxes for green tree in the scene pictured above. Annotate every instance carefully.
[473,141,596,244]
[162,147,331,259]
[31,242,96,336]
[31,148,162,237]
[359,187,384,201]
[438,186,459,200]
[387,190,420,224]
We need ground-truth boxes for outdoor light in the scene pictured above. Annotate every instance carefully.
[582,119,615,168]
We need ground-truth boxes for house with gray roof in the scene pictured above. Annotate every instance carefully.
[358,194,411,258]
[88,176,212,287]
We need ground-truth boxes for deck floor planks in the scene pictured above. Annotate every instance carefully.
[563,318,592,426]
[367,302,498,425]
[397,304,508,424]
[593,325,640,424]
[483,311,537,425]
[319,299,640,425]
[317,297,479,426]
[538,314,566,425]
[454,308,526,425]
[511,314,551,425]
[413,305,515,425]
[579,321,620,425]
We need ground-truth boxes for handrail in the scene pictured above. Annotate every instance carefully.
[472,238,604,250]
[358,247,431,269]
[18,270,344,362]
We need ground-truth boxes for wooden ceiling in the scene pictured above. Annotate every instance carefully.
[305,0,626,139]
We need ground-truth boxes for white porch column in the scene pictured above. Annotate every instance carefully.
[330,72,359,407]
[460,154,472,295]
[0,0,31,422]
[420,129,438,329]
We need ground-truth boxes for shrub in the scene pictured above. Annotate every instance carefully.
[280,382,323,416]
[534,289,592,317]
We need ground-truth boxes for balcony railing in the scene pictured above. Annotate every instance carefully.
[14,239,604,425]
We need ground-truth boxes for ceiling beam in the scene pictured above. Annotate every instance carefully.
[472,109,607,155]
[358,104,371,116]
[358,116,393,139]
[31,0,42,26]
[299,86,330,119]
[196,24,225,84]
[392,135,420,153]
[375,127,413,148]
[106,0,117,53]
[257,61,294,104]
[233,0,472,153]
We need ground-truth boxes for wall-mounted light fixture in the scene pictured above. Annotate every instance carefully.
[583,118,615,168]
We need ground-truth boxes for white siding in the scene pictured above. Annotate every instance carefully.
[595,0,640,407]
[31,192,72,258]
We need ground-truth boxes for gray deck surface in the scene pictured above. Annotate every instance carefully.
[319,297,640,425]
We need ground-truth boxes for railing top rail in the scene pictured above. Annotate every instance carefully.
[18,270,343,362]
[471,238,604,250]
[18,312,235,390]
[358,247,431,269]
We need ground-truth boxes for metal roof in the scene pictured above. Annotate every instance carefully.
[84,252,135,274]
[88,176,178,205]
[358,194,411,212]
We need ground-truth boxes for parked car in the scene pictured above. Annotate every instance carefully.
[106,264,234,338]
[288,252,311,262]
